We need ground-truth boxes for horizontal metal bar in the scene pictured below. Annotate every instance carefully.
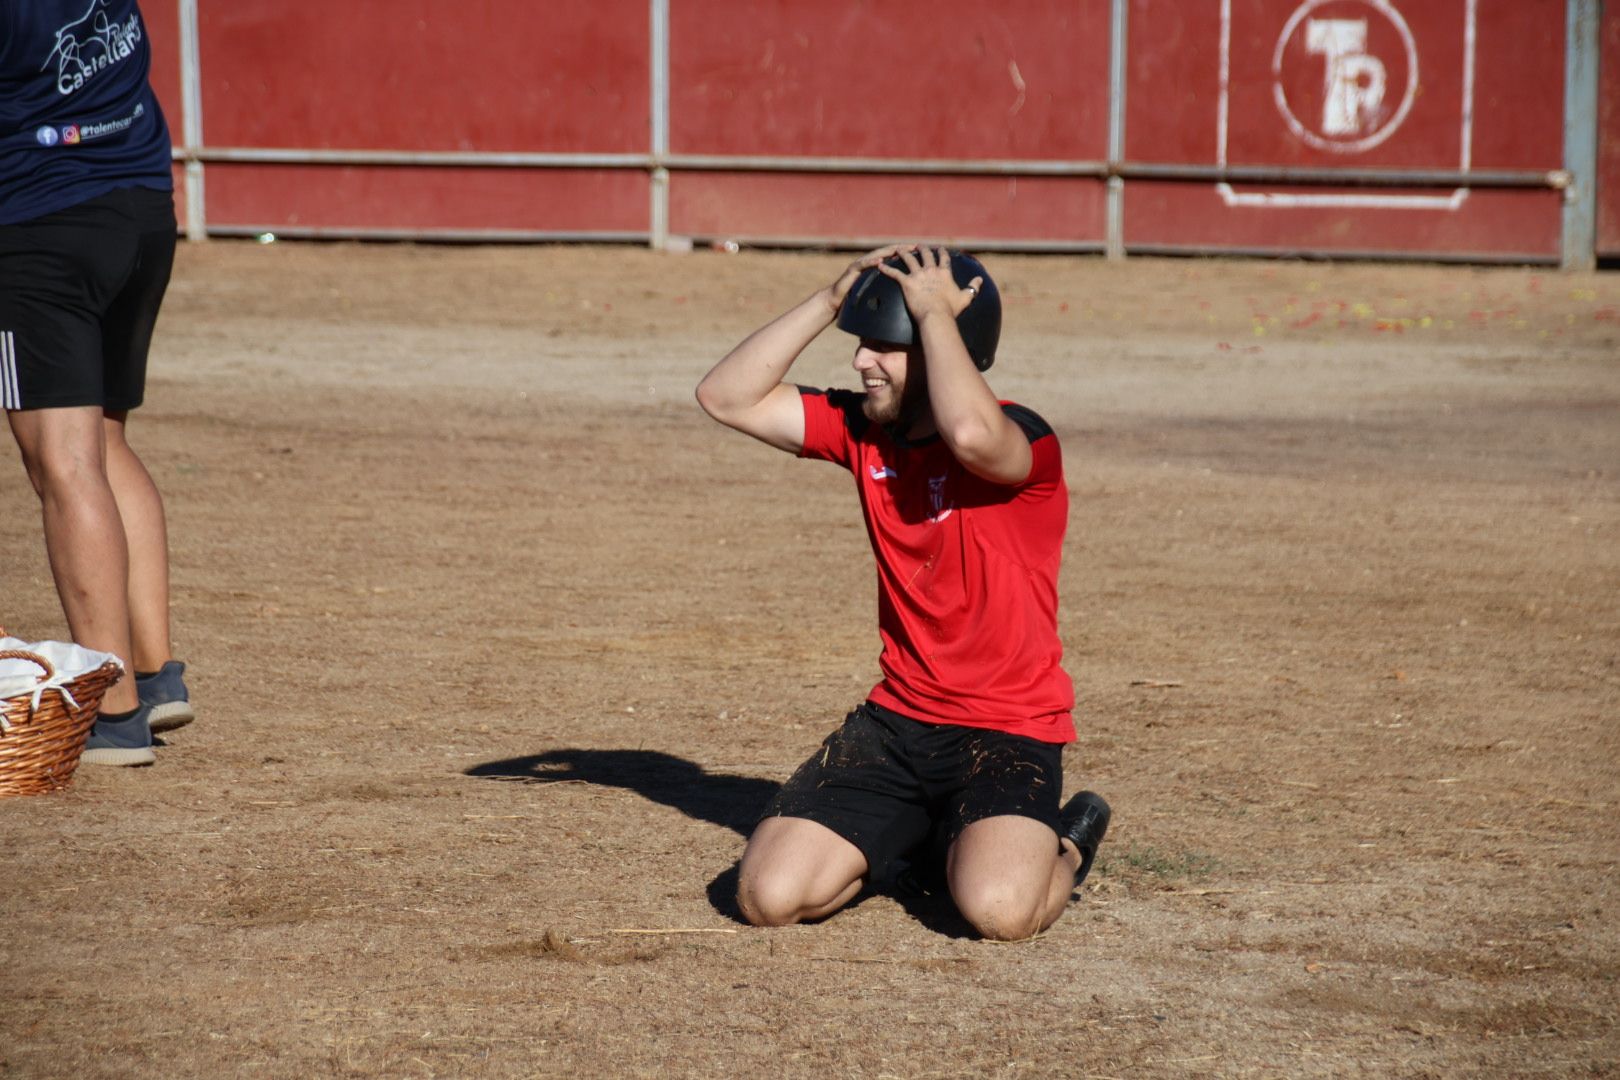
[172,146,1568,190]
[176,146,1108,176]
[180,147,650,169]
[204,223,1109,254]
[1122,161,1568,189]
[198,225,1559,262]
[674,156,1563,187]
[662,154,1108,176]
[673,233,1109,254]
[203,225,650,245]
[1124,241,1559,266]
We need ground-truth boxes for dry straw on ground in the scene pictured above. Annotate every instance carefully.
[2,242,1616,1077]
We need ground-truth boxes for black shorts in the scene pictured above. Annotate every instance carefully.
[762,701,1065,880]
[0,185,176,412]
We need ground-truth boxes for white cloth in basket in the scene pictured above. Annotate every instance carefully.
[0,637,123,731]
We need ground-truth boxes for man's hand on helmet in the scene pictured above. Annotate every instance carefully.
[822,244,911,317]
[879,245,984,326]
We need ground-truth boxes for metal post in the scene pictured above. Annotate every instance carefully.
[1561,0,1601,271]
[1105,0,1128,260]
[177,0,206,241]
[650,167,670,248]
[649,0,671,250]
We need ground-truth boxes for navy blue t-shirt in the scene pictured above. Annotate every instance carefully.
[0,0,173,225]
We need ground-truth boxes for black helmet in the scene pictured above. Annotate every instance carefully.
[835,250,1002,371]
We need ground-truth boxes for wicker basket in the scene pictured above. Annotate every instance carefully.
[0,649,123,798]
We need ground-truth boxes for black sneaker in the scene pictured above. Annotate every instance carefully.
[1059,791,1111,888]
[136,660,194,733]
[81,706,157,767]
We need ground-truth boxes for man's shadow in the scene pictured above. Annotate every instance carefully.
[465,748,776,922]
[466,747,775,834]
[464,748,971,932]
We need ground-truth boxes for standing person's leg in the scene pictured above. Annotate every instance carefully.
[100,189,191,733]
[7,406,139,716]
[98,190,177,674]
[103,410,172,672]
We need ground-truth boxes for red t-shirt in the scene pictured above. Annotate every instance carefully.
[798,387,1076,743]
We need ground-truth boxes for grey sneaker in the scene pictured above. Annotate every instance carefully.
[136,660,194,733]
[81,706,156,767]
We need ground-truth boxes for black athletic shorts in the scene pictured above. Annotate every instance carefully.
[0,185,176,412]
[762,701,1065,880]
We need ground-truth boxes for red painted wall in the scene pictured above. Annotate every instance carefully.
[670,172,1108,248]
[668,1,1111,159]
[138,0,1604,261]
[666,0,1112,245]
[1598,7,1620,257]
[194,3,648,152]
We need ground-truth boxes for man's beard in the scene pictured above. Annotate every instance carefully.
[861,391,903,426]
[863,383,927,436]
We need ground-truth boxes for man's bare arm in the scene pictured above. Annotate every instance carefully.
[696,246,901,453]
[884,247,1032,485]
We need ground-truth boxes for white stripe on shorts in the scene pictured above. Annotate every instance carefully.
[0,331,17,410]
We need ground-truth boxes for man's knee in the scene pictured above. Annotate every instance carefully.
[952,878,1048,942]
[14,438,105,497]
[735,869,807,928]
[735,815,867,927]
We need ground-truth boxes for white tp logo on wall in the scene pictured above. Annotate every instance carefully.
[1307,20,1385,135]
[1273,0,1417,154]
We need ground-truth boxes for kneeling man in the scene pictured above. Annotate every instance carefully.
[696,246,1110,940]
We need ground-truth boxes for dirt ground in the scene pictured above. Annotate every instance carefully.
[1,240,1617,1079]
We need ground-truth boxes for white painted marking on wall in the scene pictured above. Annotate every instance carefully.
[1306,19,1386,137]
[1217,0,1477,211]
[1273,0,1416,154]
[1214,186,1468,210]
